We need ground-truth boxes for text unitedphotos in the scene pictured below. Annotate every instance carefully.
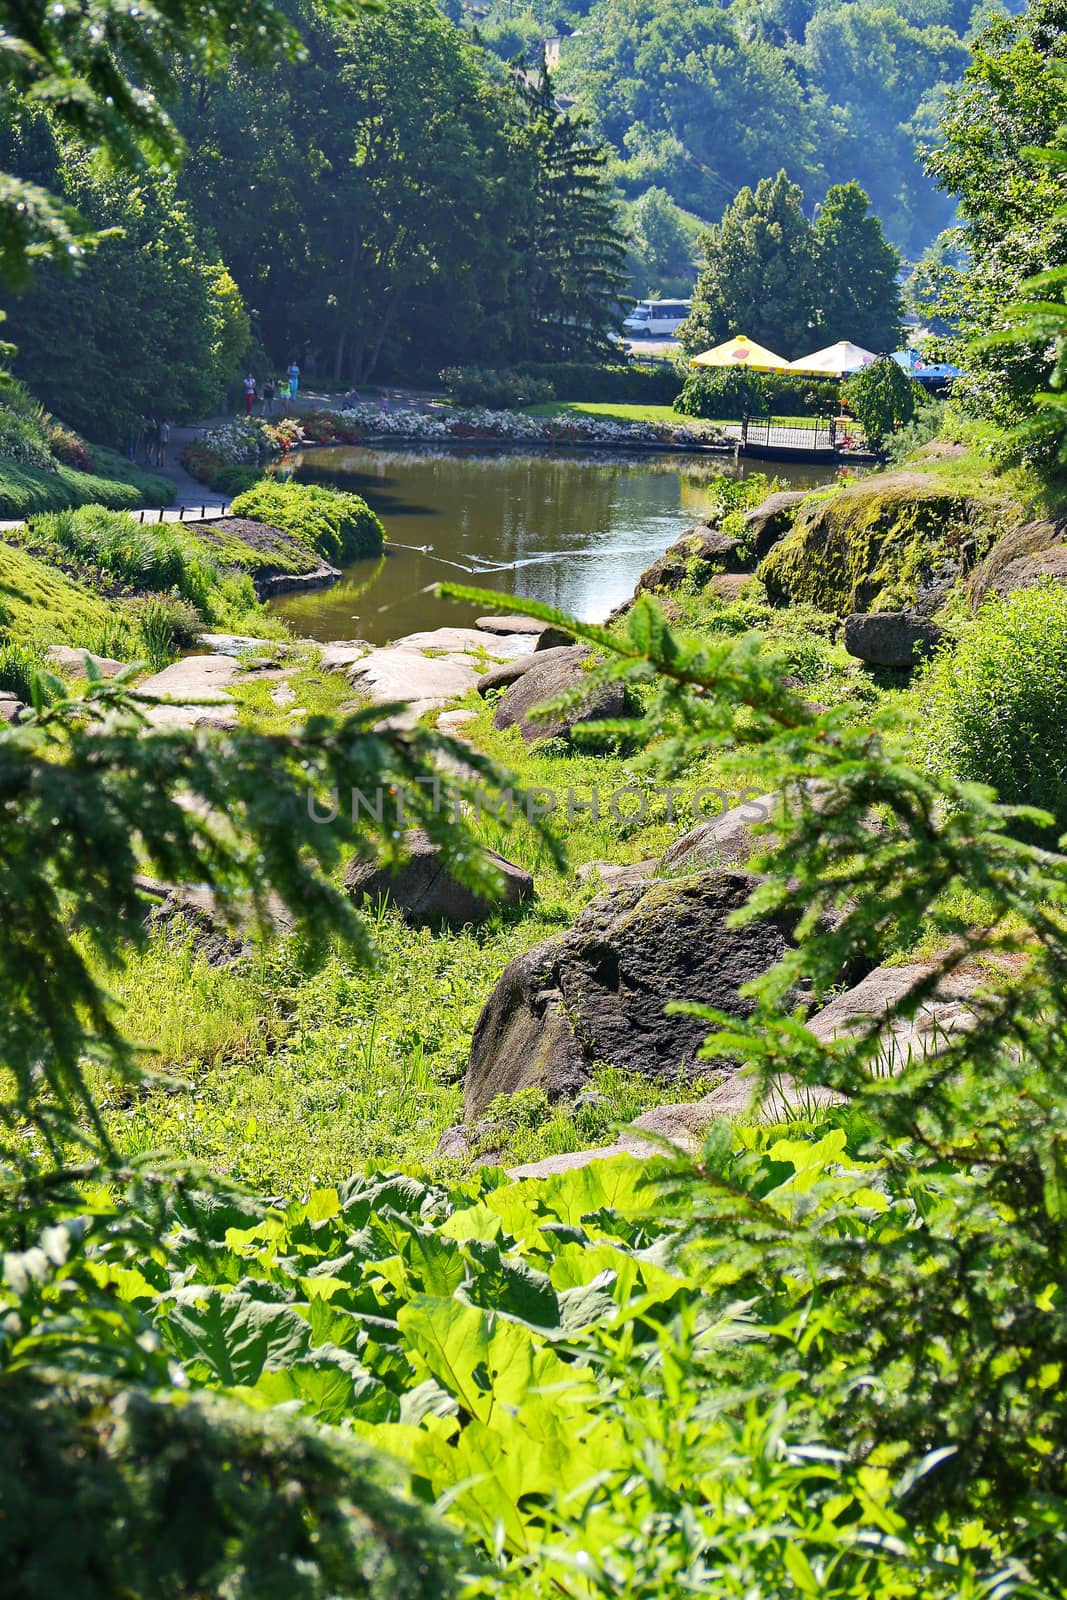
[307,783,771,828]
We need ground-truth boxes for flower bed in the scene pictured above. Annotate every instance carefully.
[181,405,723,488]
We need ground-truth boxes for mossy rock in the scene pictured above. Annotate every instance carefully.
[757,473,1010,616]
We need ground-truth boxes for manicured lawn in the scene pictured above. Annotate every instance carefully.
[526,400,826,431]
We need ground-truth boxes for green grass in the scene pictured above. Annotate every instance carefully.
[525,401,826,431]
[0,535,123,643]
[0,447,173,520]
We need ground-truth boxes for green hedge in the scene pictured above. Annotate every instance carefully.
[229,479,385,564]
[675,369,840,420]
[516,360,683,405]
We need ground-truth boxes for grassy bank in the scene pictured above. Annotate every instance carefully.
[0,445,173,520]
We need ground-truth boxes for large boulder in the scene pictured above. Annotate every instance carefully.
[344,829,533,925]
[0,691,25,724]
[759,475,1006,615]
[463,870,800,1118]
[504,961,984,1174]
[140,878,293,966]
[843,610,944,668]
[968,518,1067,606]
[492,644,630,743]
[742,490,813,560]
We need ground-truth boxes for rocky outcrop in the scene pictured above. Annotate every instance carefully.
[634,525,747,598]
[742,490,813,559]
[463,870,801,1118]
[758,475,1007,615]
[535,624,578,651]
[140,878,294,966]
[492,644,630,743]
[843,611,944,668]
[476,655,540,695]
[660,792,778,872]
[502,961,985,1177]
[343,626,528,731]
[344,828,533,926]
[138,654,240,729]
[968,518,1067,606]
[254,562,341,598]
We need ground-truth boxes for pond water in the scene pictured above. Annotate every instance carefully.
[268,445,834,644]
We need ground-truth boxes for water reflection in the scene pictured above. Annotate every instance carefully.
[270,445,832,644]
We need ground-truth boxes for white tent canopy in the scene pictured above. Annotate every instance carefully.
[788,341,878,377]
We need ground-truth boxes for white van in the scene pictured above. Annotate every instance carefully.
[623,299,691,337]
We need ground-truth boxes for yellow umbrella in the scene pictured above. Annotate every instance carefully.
[690,335,792,373]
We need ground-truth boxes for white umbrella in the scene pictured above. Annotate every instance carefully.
[787,341,878,377]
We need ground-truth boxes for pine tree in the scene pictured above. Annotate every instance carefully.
[680,170,818,359]
[813,182,903,353]
[516,67,629,360]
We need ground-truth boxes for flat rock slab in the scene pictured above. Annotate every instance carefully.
[198,633,273,657]
[0,692,25,723]
[463,869,802,1119]
[437,708,477,729]
[319,640,373,672]
[270,682,298,707]
[46,646,127,678]
[139,654,239,729]
[661,792,778,873]
[475,615,545,636]
[348,646,484,707]
[576,859,660,888]
[391,627,511,654]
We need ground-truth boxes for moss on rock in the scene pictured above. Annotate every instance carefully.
[757,474,1013,615]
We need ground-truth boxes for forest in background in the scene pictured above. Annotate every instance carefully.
[0,0,1027,441]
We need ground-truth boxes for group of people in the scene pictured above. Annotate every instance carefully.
[244,361,301,417]
[127,418,171,467]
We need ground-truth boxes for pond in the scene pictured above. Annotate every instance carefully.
[268,445,835,645]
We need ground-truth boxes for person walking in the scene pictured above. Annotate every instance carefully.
[287,359,300,402]
[261,375,276,417]
[155,419,171,468]
[243,373,257,415]
[278,375,290,416]
[143,418,158,466]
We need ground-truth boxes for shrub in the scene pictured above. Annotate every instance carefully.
[206,463,264,497]
[46,422,94,472]
[920,581,1067,839]
[675,367,770,419]
[675,369,840,420]
[230,479,384,564]
[843,358,922,449]
[515,360,683,404]
[0,406,56,471]
[438,367,556,408]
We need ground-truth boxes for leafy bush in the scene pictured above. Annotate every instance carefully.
[230,478,385,563]
[843,357,923,449]
[515,359,683,404]
[45,421,94,471]
[675,369,839,420]
[920,581,1067,839]
[0,405,56,470]
[439,366,556,408]
[206,463,265,496]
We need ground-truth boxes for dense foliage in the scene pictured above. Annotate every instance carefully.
[675,368,840,419]
[549,0,974,256]
[921,581,1067,838]
[681,174,902,359]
